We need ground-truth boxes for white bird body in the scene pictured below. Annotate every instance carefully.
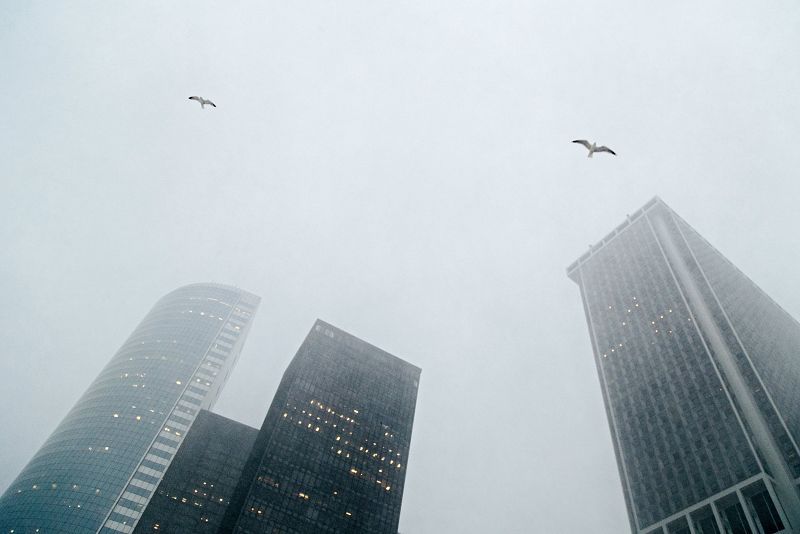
[189,96,216,109]
[572,139,616,157]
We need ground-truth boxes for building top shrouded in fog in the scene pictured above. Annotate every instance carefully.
[568,197,800,534]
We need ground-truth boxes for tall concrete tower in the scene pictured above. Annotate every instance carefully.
[568,198,800,534]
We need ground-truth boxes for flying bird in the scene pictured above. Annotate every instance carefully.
[572,139,616,157]
[188,96,216,109]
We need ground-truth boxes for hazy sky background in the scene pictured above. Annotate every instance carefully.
[2,2,799,532]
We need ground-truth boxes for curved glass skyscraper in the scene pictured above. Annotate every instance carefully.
[0,283,259,534]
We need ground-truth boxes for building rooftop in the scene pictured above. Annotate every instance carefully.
[566,196,666,282]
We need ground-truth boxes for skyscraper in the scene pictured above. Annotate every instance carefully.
[568,197,800,534]
[132,410,258,534]
[0,283,259,534]
[219,319,421,534]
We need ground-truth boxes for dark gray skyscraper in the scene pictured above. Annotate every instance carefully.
[0,283,259,534]
[568,197,800,534]
[132,410,258,534]
[219,319,421,534]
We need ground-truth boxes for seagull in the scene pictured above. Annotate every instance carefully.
[188,96,216,109]
[572,139,616,157]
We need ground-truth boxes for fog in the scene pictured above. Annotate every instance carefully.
[1,2,799,532]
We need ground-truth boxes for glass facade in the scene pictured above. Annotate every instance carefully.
[132,410,258,534]
[0,283,259,534]
[219,320,421,534]
[568,198,800,533]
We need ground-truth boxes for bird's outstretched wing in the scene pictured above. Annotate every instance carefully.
[207,101,216,107]
[595,146,616,155]
[572,140,591,149]
[189,96,201,102]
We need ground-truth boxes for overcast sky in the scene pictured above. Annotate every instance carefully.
[2,2,799,532]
